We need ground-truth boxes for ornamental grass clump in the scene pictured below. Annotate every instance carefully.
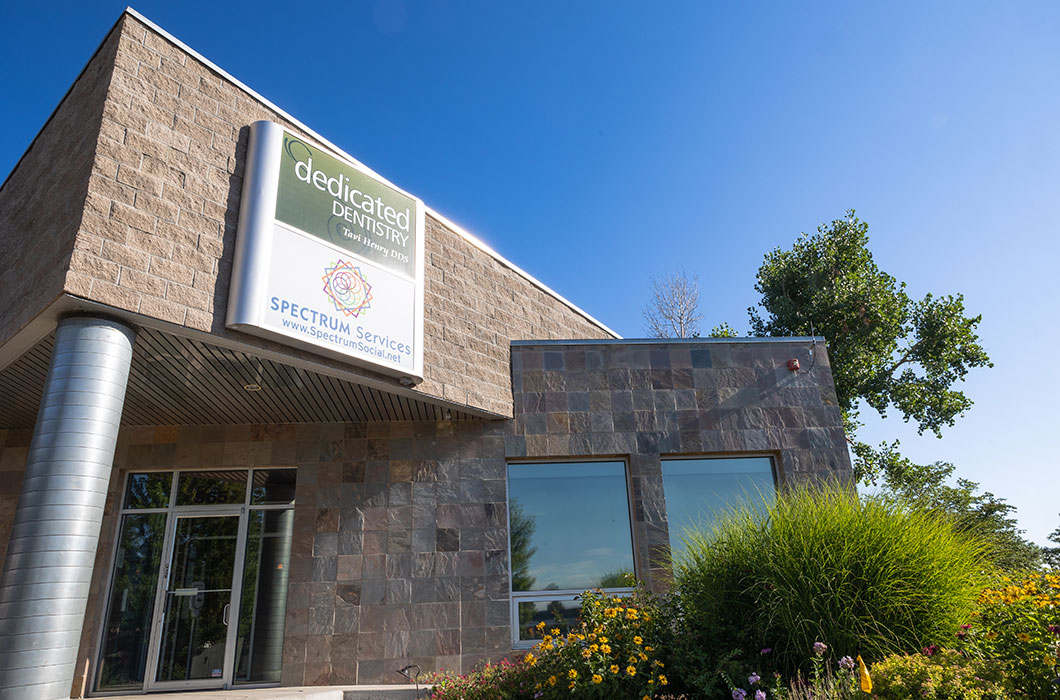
[671,484,990,684]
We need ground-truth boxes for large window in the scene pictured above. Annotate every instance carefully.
[507,460,635,647]
[661,456,777,563]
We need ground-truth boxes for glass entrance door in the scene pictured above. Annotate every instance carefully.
[149,513,243,690]
[96,469,297,694]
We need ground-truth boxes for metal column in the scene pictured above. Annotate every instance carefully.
[0,316,135,700]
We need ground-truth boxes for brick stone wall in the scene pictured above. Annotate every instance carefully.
[0,429,30,566]
[510,340,851,584]
[0,27,121,347]
[67,339,850,689]
[59,13,612,417]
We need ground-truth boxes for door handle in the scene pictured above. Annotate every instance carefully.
[223,603,230,626]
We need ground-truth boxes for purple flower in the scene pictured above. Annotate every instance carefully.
[923,644,940,656]
[813,641,828,657]
[748,672,761,685]
[760,648,773,655]
[838,656,855,670]
[755,691,767,700]
[733,689,748,700]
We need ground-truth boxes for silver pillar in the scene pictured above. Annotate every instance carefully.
[0,316,135,700]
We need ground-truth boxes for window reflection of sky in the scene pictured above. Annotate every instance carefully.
[508,461,634,591]
[662,457,776,563]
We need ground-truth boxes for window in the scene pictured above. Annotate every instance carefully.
[661,456,777,563]
[507,460,636,647]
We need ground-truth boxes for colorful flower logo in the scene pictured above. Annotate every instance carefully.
[322,259,373,317]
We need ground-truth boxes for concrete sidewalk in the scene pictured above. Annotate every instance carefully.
[132,686,428,700]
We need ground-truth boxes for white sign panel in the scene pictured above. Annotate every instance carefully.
[227,121,425,381]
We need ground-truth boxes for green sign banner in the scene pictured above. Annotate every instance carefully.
[276,132,417,278]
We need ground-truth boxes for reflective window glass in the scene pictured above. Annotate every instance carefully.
[508,461,634,593]
[176,471,247,506]
[123,472,173,509]
[661,456,776,562]
[516,599,581,643]
[250,469,297,505]
[97,513,167,690]
[234,509,294,683]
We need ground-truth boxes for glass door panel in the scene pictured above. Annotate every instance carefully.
[96,513,167,690]
[234,509,294,684]
[154,515,240,685]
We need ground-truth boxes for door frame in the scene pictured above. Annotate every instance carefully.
[143,506,249,693]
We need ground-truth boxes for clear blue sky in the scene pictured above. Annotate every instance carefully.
[1,2,1057,545]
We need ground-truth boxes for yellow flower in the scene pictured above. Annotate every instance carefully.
[626,665,637,676]
[639,652,648,661]
[633,635,643,645]
[592,674,603,684]
[548,675,556,686]
[599,636,609,644]
[659,675,668,686]
[857,656,872,693]
[536,621,546,630]
[551,628,560,636]
[644,646,654,652]
[589,644,599,653]
[601,644,612,654]
[524,653,536,666]
[581,649,591,659]
[1017,633,1032,642]
[568,669,578,679]
[985,632,997,640]
[610,664,620,674]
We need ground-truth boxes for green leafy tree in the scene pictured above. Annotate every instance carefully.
[708,321,738,338]
[735,212,1038,569]
[880,456,1041,570]
[1043,520,1060,569]
[746,211,992,483]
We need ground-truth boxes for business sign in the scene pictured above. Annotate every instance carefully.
[227,121,425,382]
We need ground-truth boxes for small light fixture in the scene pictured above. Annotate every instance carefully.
[243,383,262,392]
[786,358,800,372]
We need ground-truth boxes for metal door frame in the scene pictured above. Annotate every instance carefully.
[142,506,248,693]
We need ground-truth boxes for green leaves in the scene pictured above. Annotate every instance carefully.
[748,210,991,478]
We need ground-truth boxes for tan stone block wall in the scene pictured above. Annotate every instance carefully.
[64,13,613,417]
[0,27,121,346]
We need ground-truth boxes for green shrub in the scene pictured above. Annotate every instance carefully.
[524,587,670,699]
[870,648,1011,699]
[671,484,990,687]
[424,658,535,700]
[426,586,670,700]
[957,571,1060,697]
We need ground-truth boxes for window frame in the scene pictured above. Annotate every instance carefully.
[505,457,638,649]
[659,453,779,562]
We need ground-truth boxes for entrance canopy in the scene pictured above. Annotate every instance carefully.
[0,324,482,429]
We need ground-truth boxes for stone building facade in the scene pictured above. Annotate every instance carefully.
[0,9,850,699]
